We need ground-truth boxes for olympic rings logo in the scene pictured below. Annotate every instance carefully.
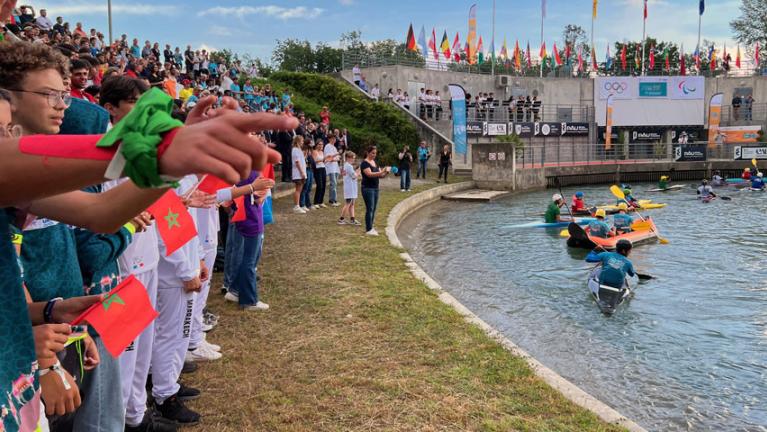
[603,81,628,93]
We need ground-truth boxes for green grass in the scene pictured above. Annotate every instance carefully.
[186,179,626,431]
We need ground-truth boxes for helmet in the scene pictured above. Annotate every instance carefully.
[618,202,628,211]
[702,179,708,185]
[660,175,668,180]
[623,188,632,195]
[595,209,606,218]
[552,194,563,202]
[622,184,632,190]
[746,168,751,172]
[616,239,633,255]
[759,173,764,178]
[575,192,584,198]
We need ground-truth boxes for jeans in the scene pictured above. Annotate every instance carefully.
[417,159,427,179]
[301,169,314,208]
[223,221,244,292]
[362,187,379,232]
[327,172,339,204]
[234,233,264,307]
[313,167,327,205]
[438,164,449,182]
[399,168,411,190]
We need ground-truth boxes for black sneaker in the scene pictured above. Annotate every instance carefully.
[181,360,198,374]
[156,394,200,426]
[177,383,201,401]
[125,415,178,432]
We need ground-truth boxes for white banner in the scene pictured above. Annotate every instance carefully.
[596,77,634,100]
[735,146,767,160]
[671,76,705,100]
[487,122,508,136]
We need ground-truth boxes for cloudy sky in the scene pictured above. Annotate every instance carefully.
[32,0,743,60]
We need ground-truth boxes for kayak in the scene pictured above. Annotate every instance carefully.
[646,184,686,192]
[699,195,716,203]
[741,187,766,192]
[588,266,638,316]
[565,218,660,250]
[507,217,596,229]
[598,200,667,213]
[726,178,746,183]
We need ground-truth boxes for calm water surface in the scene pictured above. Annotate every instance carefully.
[399,184,767,431]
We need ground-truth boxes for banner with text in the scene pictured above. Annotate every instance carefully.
[448,84,467,155]
[673,145,707,162]
[735,146,767,160]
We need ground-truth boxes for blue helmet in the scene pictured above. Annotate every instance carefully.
[575,192,584,198]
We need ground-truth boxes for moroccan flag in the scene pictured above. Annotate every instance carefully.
[196,174,230,194]
[591,46,598,70]
[147,190,197,256]
[71,275,158,357]
[477,36,484,64]
[635,45,641,70]
[429,28,438,60]
[664,47,670,71]
[526,41,532,68]
[756,42,760,67]
[406,24,417,52]
[736,45,741,68]
[440,31,451,60]
[649,45,656,70]
[577,46,584,71]
[231,196,246,222]
[553,43,562,66]
[680,45,686,76]
[621,45,627,70]
[452,32,461,62]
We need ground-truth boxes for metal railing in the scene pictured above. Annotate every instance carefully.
[720,104,767,127]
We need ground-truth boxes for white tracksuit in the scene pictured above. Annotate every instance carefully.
[150,176,200,404]
[189,206,219,349]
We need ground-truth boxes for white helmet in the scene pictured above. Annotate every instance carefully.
[759,172,764,178]
[552,193,563,202]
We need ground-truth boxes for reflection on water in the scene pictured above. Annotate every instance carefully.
[399,184,767,431]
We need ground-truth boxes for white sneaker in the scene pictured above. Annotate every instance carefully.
[331,202,340,207]
[351,220,361,226]
[401,189,406,192]
[301,206,310,212]
[201,339,221,352]
[224,292,239,303]
[242,301,269,311]
[319,203,328,208]
[365,229,379,236]
[337,219,347,225]
[186,345,222,362]
[312,205,320,210]
[293,206,306,214]
[201,322,214,332]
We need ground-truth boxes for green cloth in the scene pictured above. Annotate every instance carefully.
[97,88,183,188]
[544,202,561,223]
[658,179,668,189]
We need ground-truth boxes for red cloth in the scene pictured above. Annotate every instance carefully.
[231,196,246,222]
[572,197,585,211]
[19,135,113,160]
[147,190,198,256]
[196,174,230,194]
[743,172,752,180]
[71,275,158,357]
[263,163,275,181]
[70,88,95,103]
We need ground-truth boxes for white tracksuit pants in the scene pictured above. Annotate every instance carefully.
[150,286,195,404]
[118,269,159,426]
[189,249,217,349]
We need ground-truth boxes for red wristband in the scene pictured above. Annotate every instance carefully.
[19,135,115,160]
[156,127,181,161]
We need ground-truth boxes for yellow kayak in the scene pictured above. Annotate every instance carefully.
[598,200,667,213]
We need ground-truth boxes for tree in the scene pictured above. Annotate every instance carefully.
[730,0,767,46]
[314,42,342,73]
[210,49,234,65]
[272,39,315,72]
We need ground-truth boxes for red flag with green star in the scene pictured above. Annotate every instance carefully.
[71,275,158,357]
[147,190,197,256]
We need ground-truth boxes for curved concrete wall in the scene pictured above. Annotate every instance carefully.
[387,181,646,432]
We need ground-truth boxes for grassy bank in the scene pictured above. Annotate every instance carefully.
[186,178,625,431]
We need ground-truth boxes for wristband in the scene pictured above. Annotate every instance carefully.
[43,297,63,324]
[11,233,23,245]
[38,361,71,390]
[123,222,137,236]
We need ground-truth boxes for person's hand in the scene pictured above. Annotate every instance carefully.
[158,112,297,184]
[81,335,100,370]
[33,324,71,360]
[199,260,209,283]
[40,367,81,416]
[183,277,201,293]
[185,95,238,125]
[51,296,102,324]
[0,0,17,22]
[184,190,216,209]
[129,212,153,232]
[251,177,275,192]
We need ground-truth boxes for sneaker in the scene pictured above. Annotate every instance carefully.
[331,202,341,207]
[401,189,406,192]
[293,205,306,214]
[301,206,310,212]
[351,220,361,226]
[125,415,178,432]
[320,203,328,208]
[224,292,239,303]
[311,204,320,210]
[203,312,218,327]
[186,345,222,362]
[407,189,412,192]
[200,339,221,353]
[155,395,200,426]
[242,301,269,311]
[177,383,201,402]
[181,361,198,374]
[201,322,214,333]
[365,229,379,236]
[337,219,347,225]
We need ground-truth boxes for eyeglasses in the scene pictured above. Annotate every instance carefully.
[7,89,72,108]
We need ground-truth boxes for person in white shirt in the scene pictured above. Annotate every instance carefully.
[418,88,427,119]
[370,84,380,100]
[324,136,341,206]
[291,135,308,213]
[35,9,52,31]
[338,151,361,225]
[352,64,361,86]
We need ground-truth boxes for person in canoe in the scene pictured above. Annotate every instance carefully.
[571,191,588,215]
[742,168,752,180]
[658,175,669,190]
[697,179,717,201]
[587,209,616,238]
[751,172,765,190]
[585,240,636,290]
[545,193,566,223]
[612,203,634,233]
[619,185,640,208]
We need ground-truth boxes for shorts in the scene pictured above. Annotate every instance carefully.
[345,198,355,204]
[293,179,305,184]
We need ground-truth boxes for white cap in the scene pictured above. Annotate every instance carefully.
[552,193,563,202]
[759,172,764,178]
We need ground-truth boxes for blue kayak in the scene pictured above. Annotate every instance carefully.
[507,218,596,229]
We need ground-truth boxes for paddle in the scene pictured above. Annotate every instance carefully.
[554,178,588,237]
[610,185,669,244]
[752,158,759,174]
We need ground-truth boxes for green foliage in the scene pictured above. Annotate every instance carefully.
[731,0,767,46]
[267,72,420,165]
[496,133,525,151]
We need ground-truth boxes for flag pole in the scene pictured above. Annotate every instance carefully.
[641,3,647,75]
[107,0,113,45]
[491,0,496,76]
[540,1,544,77]
[696,14,702,75]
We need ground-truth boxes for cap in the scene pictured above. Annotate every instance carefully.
[552,194,563,202]
[595,209,606,218]
[618,202,628,210]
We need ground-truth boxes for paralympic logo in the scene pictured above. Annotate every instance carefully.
[678,80,697,95]
[603,81,628,93]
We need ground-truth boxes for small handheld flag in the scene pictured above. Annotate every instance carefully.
[196,174,230,195]
[147,190,197,256]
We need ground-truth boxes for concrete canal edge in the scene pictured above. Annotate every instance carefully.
[386,181,647,432]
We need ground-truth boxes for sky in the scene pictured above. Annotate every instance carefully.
[32,0,744,61]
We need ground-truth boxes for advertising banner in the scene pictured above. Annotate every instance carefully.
[511,122,535,137]
[596,77,634,100]
[605,94,614,149]
[598,127,619,143]
[487,122,508,136]
[670,127,704,143]
[467,121,486,136]
[735,146,767,160]
[638,77,669,97]
[536,122,563,137]
[448,84,467,155]
[673,144,707,162]
[671,76,705,100]
[562,122,590,136]
[630,129,664,142]
[707,93,723,147]
[717,125,762,144]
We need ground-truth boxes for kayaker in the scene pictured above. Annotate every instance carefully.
[743,168,752,180]
[697,179,717,199]
[712,171,724,186]
[658,176,669,190]
[751,172,765,190]
[545,194,565,223]
[585,240,636,289]
[571,192,586,214]
[587,209,615,238]
[612,203,634,233]
[620,185,640,208]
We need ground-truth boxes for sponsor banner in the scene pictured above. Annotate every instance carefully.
[596,77,634,100]
[707,93,724,147]
[671,76,704,100]
[717,125,762,144]
[597,127,620,143]
[673,144,707,162]
[510,122,535,138]
[630,128,665,142]
[605,95,614,149]
[638,77,669,97]
[448,84,467,155]
[735,146,767,160]
[670,127,703,143]
[535,122,563,137]
[562,122,590,136]
[487,122,508,136]
[467,121,486,136]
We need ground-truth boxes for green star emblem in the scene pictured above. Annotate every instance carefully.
[102,292,125,311]
[164,208,180,229]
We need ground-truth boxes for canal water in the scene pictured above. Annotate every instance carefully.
[399,184,767,431]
